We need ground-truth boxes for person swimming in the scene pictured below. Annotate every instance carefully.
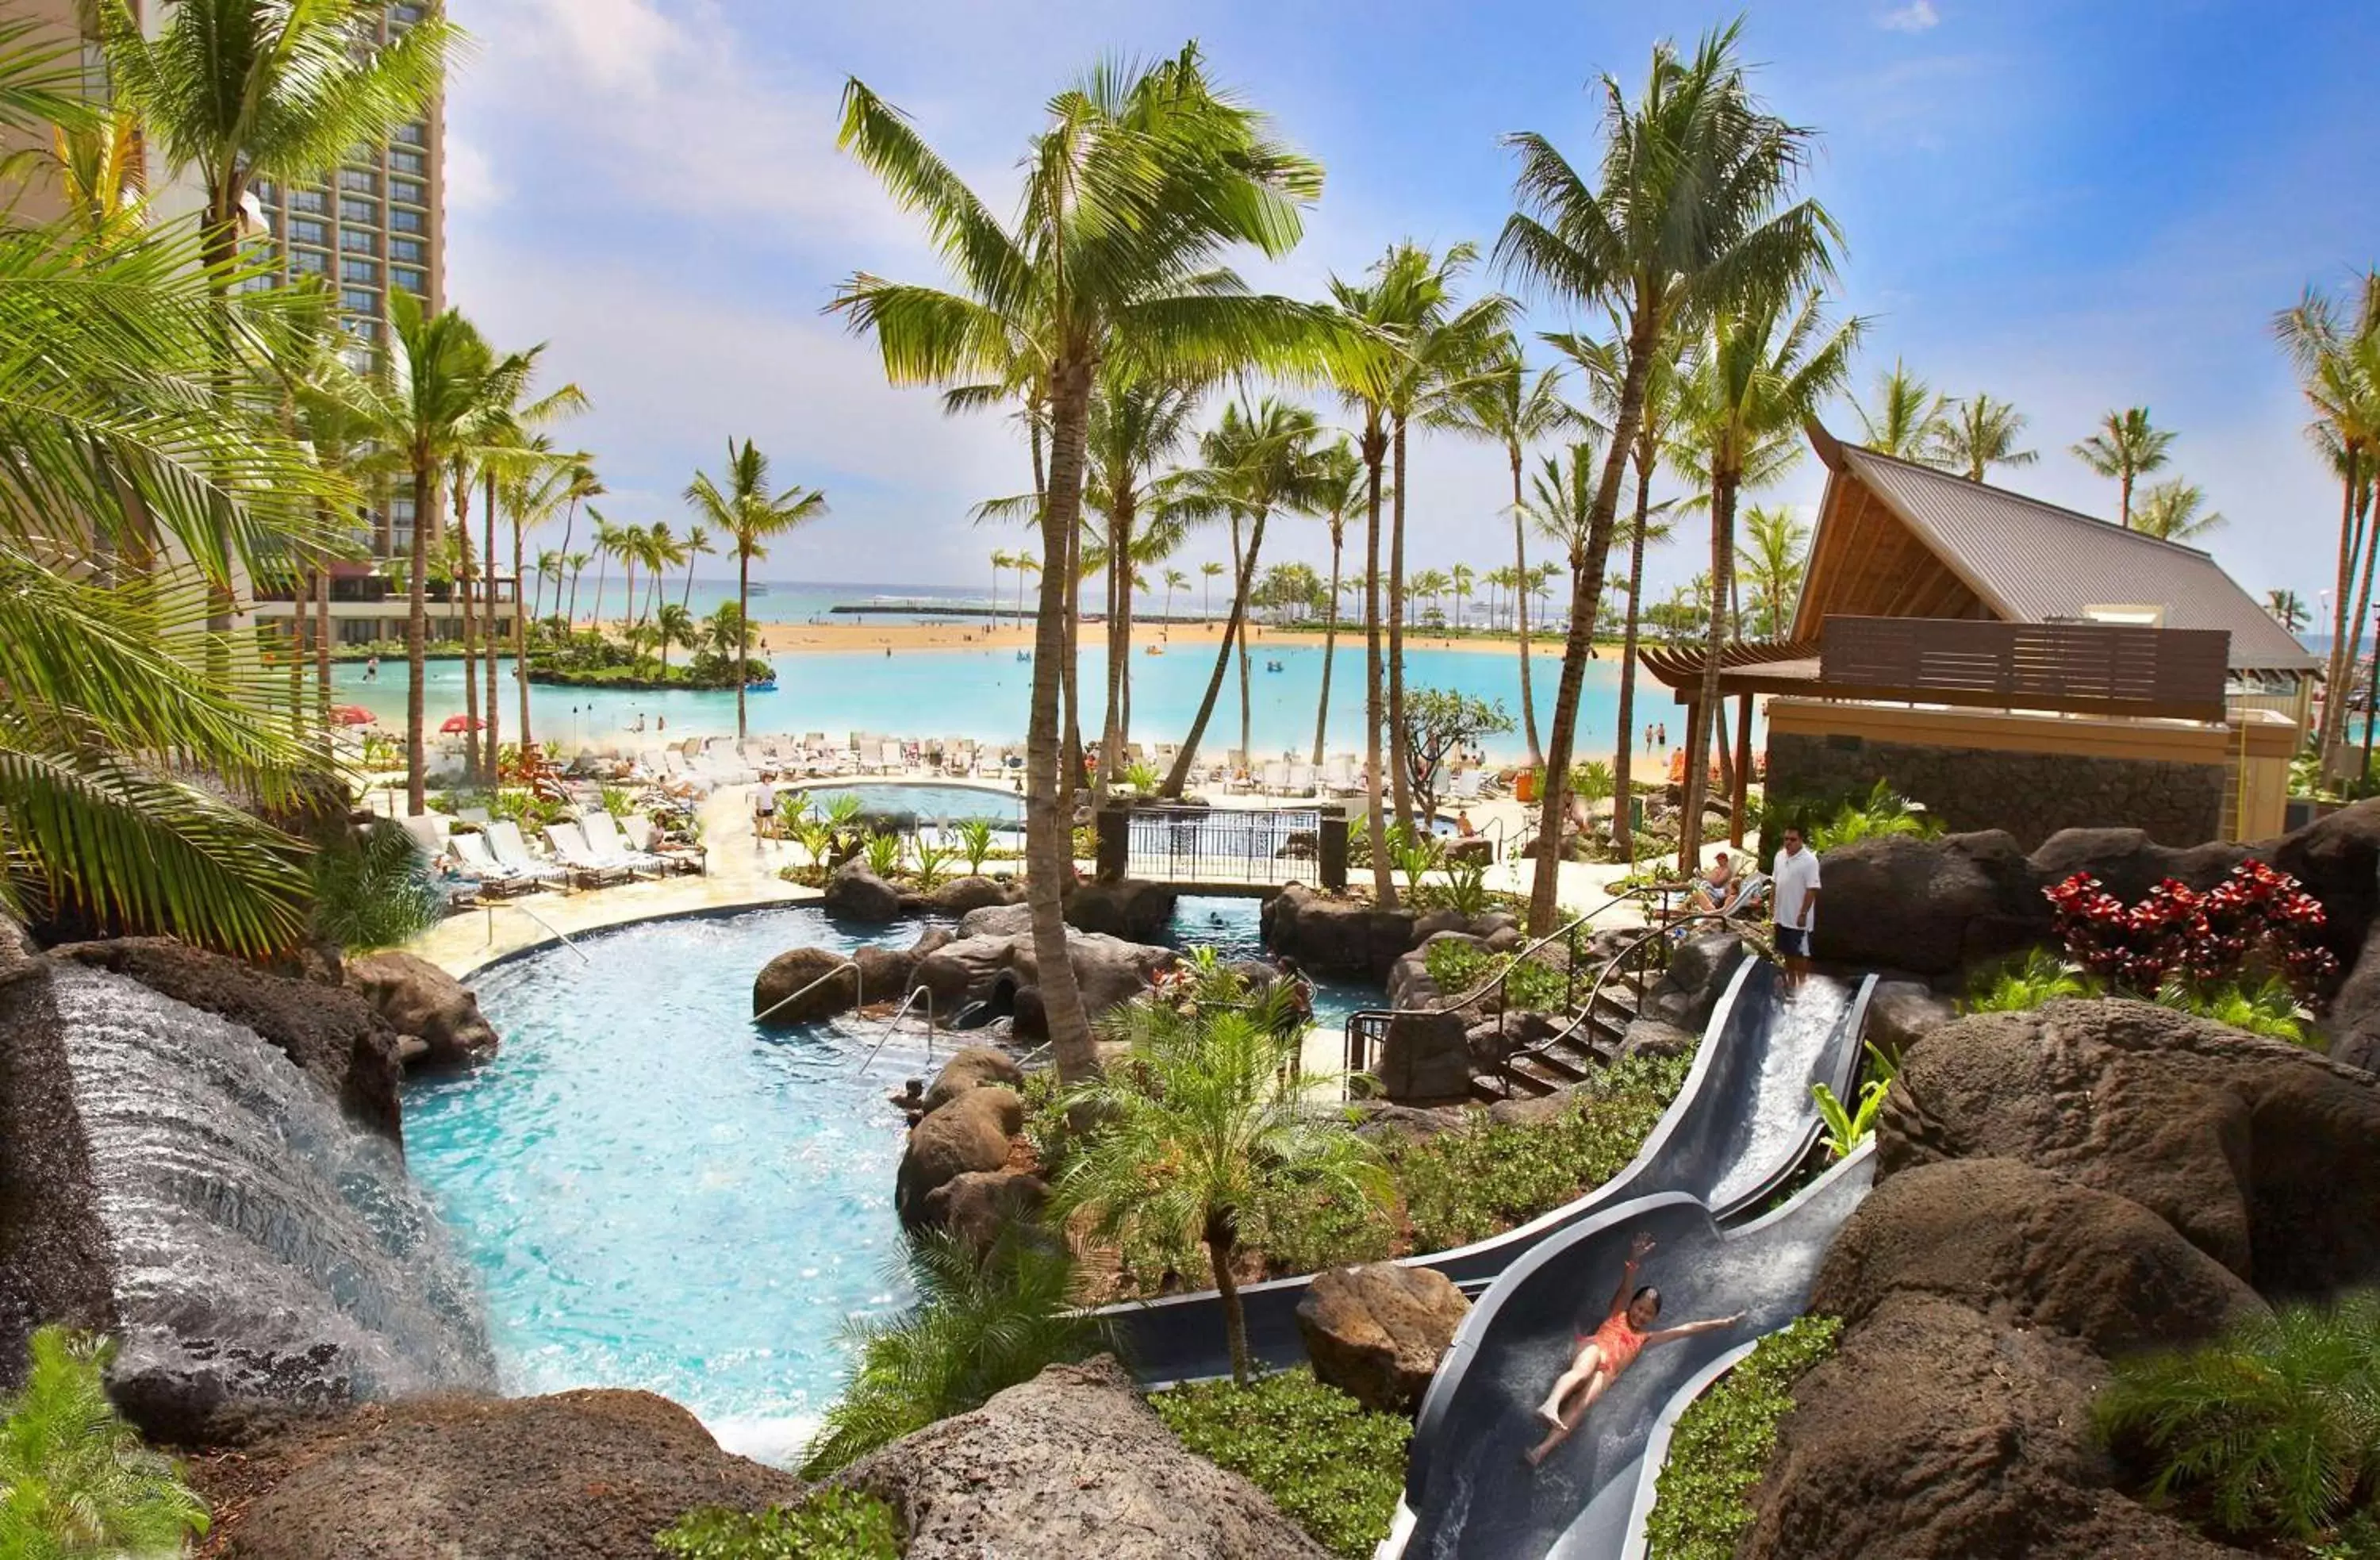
[1526,1232,1745,1467]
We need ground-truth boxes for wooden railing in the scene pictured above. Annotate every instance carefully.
[1819,616,2230,720]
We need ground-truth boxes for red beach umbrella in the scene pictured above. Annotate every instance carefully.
[439,713,484,734]
[330,705,374,726]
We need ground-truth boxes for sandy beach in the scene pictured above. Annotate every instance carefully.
[739,617,1618,658]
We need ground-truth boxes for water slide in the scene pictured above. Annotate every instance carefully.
[1102,960,1878,1385]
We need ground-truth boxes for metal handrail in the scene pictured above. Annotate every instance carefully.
[752,957,861,1026]
[490,901,593,964]
[853,984,936,1076]
[1491,909,1763,1098]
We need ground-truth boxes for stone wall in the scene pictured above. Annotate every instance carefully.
[1767,731,2225,849]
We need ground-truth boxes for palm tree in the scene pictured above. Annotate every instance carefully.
[1528,444,1604,633]
[1200,559,1226,619]
[1430,334,1578,764]
[678,524,716,610]
[685,439,828,743]
[1671,290,1861,859]
[0,1328,212,1555]
[1737,505,1810,636]
[564,551,591,628]
[551,461,603,624]
[1496,19,1838,932]
[1058,992,1389,1385]
[1852,359,1951,461]
[2267,588,2312,636]
[586,510,628,636]
[654,601,695,674]
[1411,568,1450,627]
[1450,562,1476,632]
[468,356,584,777]
[1304,440,1365,766]
[989,548,1014,626]
[642,521,689,624]
[1015,553,1040,621]
[2274,275,2380,759]
[2131,479,2225,542]
[1937,393,2039,483]
[499,444,590,749]
[834,49,1328,1082]
[1161,565,1188,628]
[2071,405,2175,525]
[1163,398,1326,795]
[532,549,562,620]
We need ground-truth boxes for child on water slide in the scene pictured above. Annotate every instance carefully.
[1526,1233,1745,1467]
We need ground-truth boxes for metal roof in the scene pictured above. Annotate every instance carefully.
[1814,428,2317,674]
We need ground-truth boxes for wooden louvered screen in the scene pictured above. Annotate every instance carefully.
[1819,617,2230,720]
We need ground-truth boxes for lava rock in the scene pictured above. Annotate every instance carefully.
[1375,1009,1471,1104]
[1879,999,2380,1295]
[932,875,1015,915]
[1811,1157,2267,1355]
[1809,831,2045,978]
[1065,878,1179,941]
[834,1356,1328,1560]
[920,1047,1025,1115]
[958,901,1035,939]
[0,962,117,1396]
[2268,797,2380,972]
[1864,980,1958,1059]
[1294,1262,1471,1413]
[895,1086,1022,1228]
[1262,883,1419,980]
[922,1170,1048,1258]
[823,859,906,923]
[211,1389,804,1560]
[1618,1016,1700,1061]
[54,938,408,1140]
[750,946,859,1024]
[1349,1101,1472,1144]
[1657,931,1749,1030]
[344,950,500,1073]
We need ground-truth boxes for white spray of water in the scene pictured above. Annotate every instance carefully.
[1705,977,1852,1211]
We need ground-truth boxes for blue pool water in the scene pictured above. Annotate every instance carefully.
[405,899,1384,1464]
[791,782,1025,826]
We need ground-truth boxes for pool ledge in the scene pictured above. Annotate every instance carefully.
[414,877,825,981]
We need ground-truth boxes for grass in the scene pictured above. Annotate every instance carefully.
[1150,1370,1410,1559]
[654,1491,900,1559]
[1641,1314,1843,1560]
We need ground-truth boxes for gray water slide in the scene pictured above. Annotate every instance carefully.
[1102,960,1877,1385]
[1390,1145,1878,1559]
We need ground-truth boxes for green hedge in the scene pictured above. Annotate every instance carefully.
[1641,1314,1841,1560]
[1150,1370,1409,1559]
[654,1491,899,1559]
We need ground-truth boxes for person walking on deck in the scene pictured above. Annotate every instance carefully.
[1772,825,1821,994]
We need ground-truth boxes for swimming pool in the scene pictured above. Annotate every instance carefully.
[405,898,1387,1465]
[789,782,1025,827]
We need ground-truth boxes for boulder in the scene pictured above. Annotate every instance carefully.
[1482,922,1524,954]
[55,938,405,1140]
[207,1389,803,1560]
[1810,1158,2267,1355]
[920,1047,1025,1115]
[1374,1009,1472,1104]
[834,1356,1328,1560]
[1864,980,1957,1059]
[1618,1016,1700,1061]
[1486,1089,1575,1128]
[1386,939,1463,1012]
[1742,1294,2233,1560]
[1656,931,1748,1030]
[932,875,1014,916]
[1006,933,1176,1039]
[0,961,117,1394]
[1411,909,1472,943]
[1810,831,2045,978]
[1879,999,2380,1297]
[1293,1262,1471,1413]
[1262,883,1419,980]
[895,1086,1023,1227]
[1065,878,1179,942]
[2027,826,2248,906]
[751,946,858,1024]
[823,859,905,923]
[911,934,1021,1013]
[852,943,920,1009]
[344,949,500,1073]
[2326,917,2380,1073]
[959,901,1035,939]
[1349,1101,1472,1144]
[921,1170,1047,1258]
[2268,797,2380,971]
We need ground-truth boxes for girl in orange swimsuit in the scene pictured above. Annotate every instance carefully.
[1526,1232,1746,1466]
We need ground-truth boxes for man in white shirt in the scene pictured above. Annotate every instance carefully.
[1772,825,1821,994]
[750,778,778,847]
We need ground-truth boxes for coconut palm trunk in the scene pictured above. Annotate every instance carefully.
[1166,510,1268,793]
[1508,448,1543,766]
[406,465,433,813]
[512,505,532,752]
[735,546,752,741]
[1610,462,1653,857]
[2326,450,2367,755]
[455,483,482,784]
[1206,1217,1251,1387]
[1361,425,1395,905]
[1312,520,1343,765]
[1099,506,1135,797]
[1387,417,1414,829]
[1682,471,1739,870]
[1033,366,1100,1082]
[484,470,501,779]
[1234,520,1253,773]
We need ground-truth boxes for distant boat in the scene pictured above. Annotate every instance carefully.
[747,678,778,693]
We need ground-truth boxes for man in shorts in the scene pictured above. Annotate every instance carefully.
[1772,825,1821,993]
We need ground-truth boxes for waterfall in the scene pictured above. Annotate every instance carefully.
[50,965,495,1411]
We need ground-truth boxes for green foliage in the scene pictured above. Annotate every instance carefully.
[800,1230,1104,1478]
[1642,1315,1843,1560]
[1121,760,1161,796]
[1810,1079,1884,1160]
[1963,947,2098,1013]
[309,818,443,951]
[796,821,837,869]
[1386,822,1445,885]
[2097,1291,2380,1543]
[1569,758,1617,804]
[0,1327,209,1560]
[2156,974,2317,1047]
[1436,856,1492,917]
[599,784,634,820]
[954,816,996,877]
[654,1491,899,1560]
[1393,1052,1693,1251]
[911,835,954,893]
[1151,1370,1411,1559]
[1503,956,1572,1013]
[862,829,904,879]
[1806,780,1941,851]
[1420,939,1572,1014]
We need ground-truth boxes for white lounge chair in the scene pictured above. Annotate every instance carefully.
[542,820,634,887]
[400,813,451,859]
[1449,769,1486,803]
[582,810,666,878]
[451,831,536,896]
[486,820,567,888]
[624,813,705,875]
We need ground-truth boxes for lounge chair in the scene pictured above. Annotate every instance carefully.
[451,832,537,897]
[1449,769,1486,803]
[542,820,635,887]
[1261,759,1291,794]
[486,820,568,889]
[400,813,451,859]
[581,810,667,878]
[624,813,705,875]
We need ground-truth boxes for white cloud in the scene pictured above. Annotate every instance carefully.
[442,129,503,213]
[1879,2,1942,33]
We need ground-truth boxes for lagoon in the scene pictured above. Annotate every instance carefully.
[334,640,1680,764]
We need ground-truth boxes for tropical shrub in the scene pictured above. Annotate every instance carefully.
[1151,1370,1410,1559]
[1569,758,1617,805]
[1806,779,1942,851]
[2156,974,2317,1047]
[1121,760,1161,796]
[654,1491,899,1560]
[0,1328,209,1560]
[1810,1079,1883,1159]
[309,818,443,951]
[862,829,904,879]
[2046,860,2336,999]
[800,1230,1104,1477]
[1422,938,1500,997]
[1394,1052,1692,1251]
[2096,1291,2380,1543]
[1964,947,2099,1012]
[954,816,996,877]
[1437,856,1492,916]
[1642,1315,1843,1560]
[911,836,954,893]
[1386,822,1445,885]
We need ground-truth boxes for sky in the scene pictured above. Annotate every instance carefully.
[442,0,2380,610]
